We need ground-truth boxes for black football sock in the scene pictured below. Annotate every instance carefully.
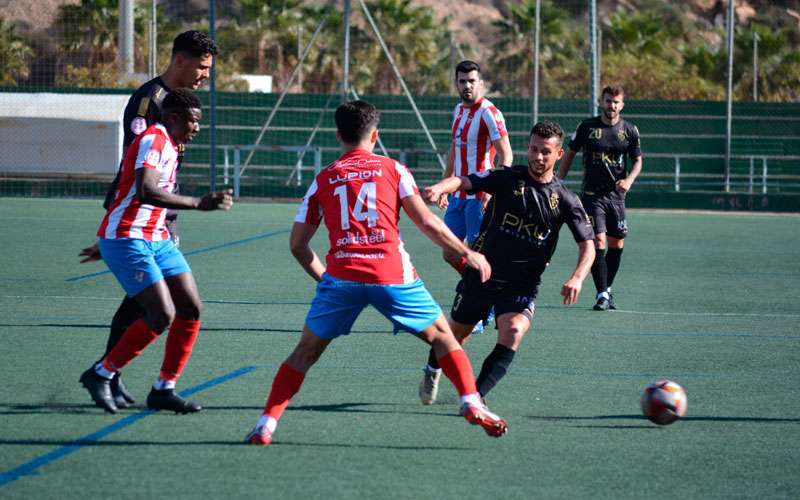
[606,247,624,289]
[103,296,145,357]
[476,343,516,397]
[426,348,440,370]
[590,248,608,295]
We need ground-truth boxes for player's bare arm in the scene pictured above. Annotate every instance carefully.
[493,135,513,168]
[616,155,643,194]
[558,149,577,180]
[136,168,233,211]
[423,176,472,206]
[401,194,490,282]
[437,148,457,209]
[560,240,595,305]
[289,222,325,282]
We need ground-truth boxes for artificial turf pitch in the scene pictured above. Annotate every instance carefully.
[0,198,798,499]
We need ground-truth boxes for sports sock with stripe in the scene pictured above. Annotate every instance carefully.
[102,318,159,372]
[159,317,200,382]
[475,343,516,397]
[263,363,305,421]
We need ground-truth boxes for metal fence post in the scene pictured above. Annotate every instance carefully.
[233,148,241,199]
[748,156,754,193]
[762,157,768,194]
[674,156,680,192]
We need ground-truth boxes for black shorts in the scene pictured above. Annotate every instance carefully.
[450,274,539,326]
[583,194,628,239]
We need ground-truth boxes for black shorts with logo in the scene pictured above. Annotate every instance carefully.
[582,192,628,239]
[450,272,540,326]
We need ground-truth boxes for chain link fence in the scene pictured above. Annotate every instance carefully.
[1,0,799,202]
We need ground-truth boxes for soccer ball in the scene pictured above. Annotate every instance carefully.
[640,379,687,425]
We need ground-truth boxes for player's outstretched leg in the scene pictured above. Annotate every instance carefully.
[104,296,144,408]
[246,326,329,446]
[147,275,204,414]
[419,349,442,405]
[422,316,507,437]
[605,247,624,310]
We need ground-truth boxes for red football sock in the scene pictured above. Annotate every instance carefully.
[103,318,159,372]
[159,317,201,381]
[448,256,468,275]
[437,349,478,396]
[263,363,305,421]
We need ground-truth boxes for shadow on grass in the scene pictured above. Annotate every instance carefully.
[0,401,461,419]
[526,414,800,426]
[0,437,472,451]
[0,323,384,333]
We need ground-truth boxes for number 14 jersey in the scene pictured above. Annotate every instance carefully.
[295,148,421,285]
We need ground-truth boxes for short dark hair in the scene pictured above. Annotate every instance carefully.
[162,88,202,115]
[529,120,564,143]
[335,100,379,144]
[601,85,625,98]
[172,30,219,58]
[455,60,481,78]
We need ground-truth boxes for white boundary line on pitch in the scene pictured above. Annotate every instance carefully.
[612,309,800,319]
[3,295,800,319]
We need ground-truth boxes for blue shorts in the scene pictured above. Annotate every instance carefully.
[444,197,483,245]
[305,274,443,340]
[98,238,191,298]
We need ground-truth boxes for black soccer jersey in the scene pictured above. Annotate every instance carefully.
[465,165,594,287]
[121,76,170,148]
[567,116,641,197]
[104,77,183,212]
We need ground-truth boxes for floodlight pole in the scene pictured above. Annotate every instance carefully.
[148,0,157,78]
[752,31,759,102]
[209,0,217,191]
[119,0,134,77]
[589,0,598,116]
[724,0,734,192]
[343,0,351,102]
[532,0,540,123]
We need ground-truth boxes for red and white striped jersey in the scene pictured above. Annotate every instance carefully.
[97,123,178,241]
[450,97,508,200]
[295,148,420,285]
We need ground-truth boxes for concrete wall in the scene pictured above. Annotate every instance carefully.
[0,93,130,174]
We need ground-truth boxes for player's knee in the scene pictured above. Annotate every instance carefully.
[498,319,529,350]
[288,343,324,371]
[146,312,172,333]
[176,299,202,320]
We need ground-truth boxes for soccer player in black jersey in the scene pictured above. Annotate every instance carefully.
[418,121,595,402]
[78,31,218,409]
[558,85,642,311]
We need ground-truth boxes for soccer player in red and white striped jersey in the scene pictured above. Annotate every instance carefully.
[79,89,233,415]
[439,61,513,267]
[245,100,508,445]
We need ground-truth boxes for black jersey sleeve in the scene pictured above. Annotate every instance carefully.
[465,168,506,196]
[567,120,589,152]
[562,191,595,243]
[627,123,642,159]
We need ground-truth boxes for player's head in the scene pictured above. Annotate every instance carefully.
[527,121,564,178]
[599,85,625,122]
[169,31,218,89]
[335,100,380,148]
[455,60,484,105]
[162,88,203,145]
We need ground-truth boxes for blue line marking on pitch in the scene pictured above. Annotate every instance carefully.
[64,228,290,282]
[0,365,257,488]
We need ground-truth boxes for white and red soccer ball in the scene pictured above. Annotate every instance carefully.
[641,379,687,425]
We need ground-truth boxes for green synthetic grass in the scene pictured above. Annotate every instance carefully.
[1,198,798,499]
